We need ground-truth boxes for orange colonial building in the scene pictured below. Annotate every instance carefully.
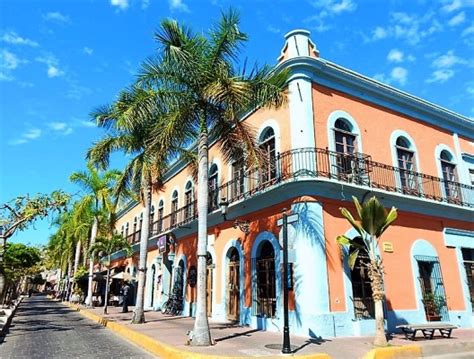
[109,30,474,337]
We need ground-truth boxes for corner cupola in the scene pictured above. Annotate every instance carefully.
[278,29,319,63]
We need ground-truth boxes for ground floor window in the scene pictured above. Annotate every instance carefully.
[462,248,474,307]
[254,241,276,318]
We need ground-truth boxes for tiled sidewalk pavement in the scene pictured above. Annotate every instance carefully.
[76,304,474,358]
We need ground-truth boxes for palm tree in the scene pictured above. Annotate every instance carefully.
[88,234,132,314]
[87,86,167,324]
[70,164,121,307]
[138,10,289,345]
[336,196,397,347]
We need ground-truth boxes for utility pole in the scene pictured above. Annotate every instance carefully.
[277,210,298,354]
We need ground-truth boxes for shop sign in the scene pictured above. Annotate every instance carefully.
[157,235,167,253]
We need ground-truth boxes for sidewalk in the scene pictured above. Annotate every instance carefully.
[66,303,474,359]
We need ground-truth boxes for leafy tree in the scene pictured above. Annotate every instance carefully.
[70,164,121,306]
[336,196,397,347]
[138,10,289,345]
[0,191,69,300]
[88,85,168,323]
[88,234,132,314]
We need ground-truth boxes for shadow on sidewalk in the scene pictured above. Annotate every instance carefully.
[292,337,331,353]
[214,328,261,342]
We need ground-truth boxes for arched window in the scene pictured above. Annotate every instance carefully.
[150,205,155,223]
[349,237,374,319]
[184,181,194,220]
[232,159,245,199]
[133,216,138,233]
[395,136,418,193]
[255,241,276,318]
[157,200,164,232]
[121,225,124,237]
[139,213,143,230]
[334,118,358,175]
[227,247,240,320]
[259,127,277,184]
[440,150,460,201]
[171,191,179,226]
[208,164,219,211]
[125,222,129,238]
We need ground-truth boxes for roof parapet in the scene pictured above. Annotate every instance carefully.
[278,29,319,63]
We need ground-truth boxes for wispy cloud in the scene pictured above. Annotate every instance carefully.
[432,50,467,68]
[426,69,455,83]
[9,128,42,145]
[48,121,73,135]
[0,49,27,81]
[169,0,189,12]
[365,11,442,45]
[142,0,150,9]
[387,49,415,63]
[110,0,129,10]
[462,23,474,36]
[266,25,281,34]
[448,11,465,26]
[35,53,65,78]
[1,31,39,47]
[441,0,474,13]
[83,47,93,55]
[373,66,408,86]
[304,0,357,33]
[43,11,70,24]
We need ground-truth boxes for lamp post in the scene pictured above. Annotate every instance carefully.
[219,198,251,234]
[277,209,298,354]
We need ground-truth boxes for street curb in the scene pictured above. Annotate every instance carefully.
[0,297,23,337]
[65,303,331,359]
[363,345,422,359]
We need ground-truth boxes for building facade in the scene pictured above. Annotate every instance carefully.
[108,30,474,338]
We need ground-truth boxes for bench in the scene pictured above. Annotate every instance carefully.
[396,323,457,340]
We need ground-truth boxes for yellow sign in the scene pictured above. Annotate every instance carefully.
[383,242,394,253]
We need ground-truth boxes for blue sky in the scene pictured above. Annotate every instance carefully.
[1,0,473,247]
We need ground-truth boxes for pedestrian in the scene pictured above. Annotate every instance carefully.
[121,281,130,313]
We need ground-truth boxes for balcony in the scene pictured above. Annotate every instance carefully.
[145,147,473,239]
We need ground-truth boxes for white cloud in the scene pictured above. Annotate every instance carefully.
[0,72,14,82]
[83,47,93,55]
[1,31,38,47]
[391,67,408,86]
[142,0,150,9]
[426,69,455,83]
[372,27,388,40]
[432,50,467,68]
[78,120,96,128]
[448,11,465,26]
[36,54,65,78]
[0,49,25,70]
[467,85,474,95]
[48,122,67,131]
[387,49,404,63]
[367,11,442,45]
[462,23,474,36]
[169,0,189,12]
[266,25,281,34]
[8,128,42,145]
[43,12,70,23]
[442,0,462,12]
[305,0,356,33]
[111,0,129,10]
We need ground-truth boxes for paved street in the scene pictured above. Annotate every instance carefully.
[0,295,154,359]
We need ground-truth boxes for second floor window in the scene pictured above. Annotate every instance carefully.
[334,118,357,175]
[232,160,245,199]
[125,223,129,237]
[133,217,138,233]
[209,164,219,211]
[395,136,417,192]
[158,200,164,232]
[184,181,194,219]
[259,127,276,184]
[440,150,460,200]
[171,191,179,225]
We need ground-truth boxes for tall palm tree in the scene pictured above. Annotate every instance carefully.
[87,86,167,323]
[336,196,397,347]
[88,234,132,314]
[138,10,289,345]
[70,164,121,307]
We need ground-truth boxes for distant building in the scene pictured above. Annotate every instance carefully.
[109,30,474,337]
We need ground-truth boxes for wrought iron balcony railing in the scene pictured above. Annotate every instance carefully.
[141,147,473,240]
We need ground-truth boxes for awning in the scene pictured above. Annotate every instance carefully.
[111,272,136,281]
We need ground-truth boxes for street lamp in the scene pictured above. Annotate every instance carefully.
[219,198,250,234]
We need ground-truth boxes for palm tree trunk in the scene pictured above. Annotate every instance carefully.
[104,259,111,315]
[131,182,151,324]
[369,259,387,346]
[66,258,72,301]
[85,216,98,307]
[191,126,212,346]
[74,239,81,275]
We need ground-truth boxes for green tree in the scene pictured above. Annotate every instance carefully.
[88,234,132,314]
[0,191,69,300]
[70,164,121,307]
[336,196,397,347]
[88,85,167,323]
[138,10,289,345]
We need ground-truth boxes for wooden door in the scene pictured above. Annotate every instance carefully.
[227,261,240,321]
[206,253,213,317]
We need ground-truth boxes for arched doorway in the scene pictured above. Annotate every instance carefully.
[255,241,276,318]
[227,248,240,321]
[150,264,156,307]
[206,252,213,317]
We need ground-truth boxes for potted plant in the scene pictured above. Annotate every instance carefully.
[422,293,445,321]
